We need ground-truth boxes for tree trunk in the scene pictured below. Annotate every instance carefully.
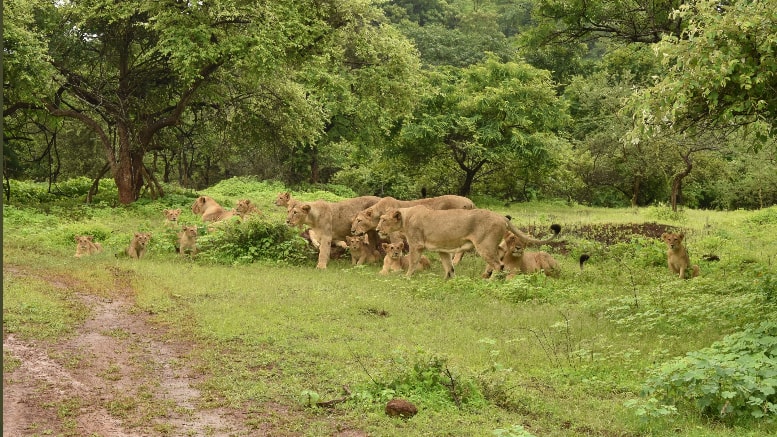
[310,144,320,184]
[631,176,641,207]
[670,152,693,212]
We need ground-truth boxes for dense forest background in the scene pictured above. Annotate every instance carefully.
[4,0,777,209]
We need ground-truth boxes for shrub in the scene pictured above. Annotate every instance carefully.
[197,217,311,264]
[642,321,777,421]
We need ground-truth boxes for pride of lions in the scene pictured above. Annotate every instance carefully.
[73,192,700,280]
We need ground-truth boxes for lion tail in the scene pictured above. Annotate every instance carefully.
[506,221,561,246]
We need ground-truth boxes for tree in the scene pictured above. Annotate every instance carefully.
[4,0,421,203]
[394,55,569,197]
[630,0,777,143]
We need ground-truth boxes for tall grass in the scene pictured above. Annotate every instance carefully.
[3,177,777,436]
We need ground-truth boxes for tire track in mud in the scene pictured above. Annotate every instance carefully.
[3,266,253,437]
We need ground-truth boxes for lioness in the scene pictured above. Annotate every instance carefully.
[661,232,700,279]
[74,235,103,258]
[191,196,237,222]
[376,206,560,279]
[379,241,430,275]
[163,208,182,228]
[236,199,262,219]
[351,195,475,239]
[501,233,559,279]
[345,235,382,265]
[286,196,381,269]
[126,232,152,259]
[178,225,198,257]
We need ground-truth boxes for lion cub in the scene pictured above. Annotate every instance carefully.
[379,242,431,275]
[346,235,382,265]
[501,233,559,279]
[74,235,103,258]
[661,232,700,279]
[126,232,152,259]
[178,226,198,257]
[236,199,262,219]
[163,209,182,228]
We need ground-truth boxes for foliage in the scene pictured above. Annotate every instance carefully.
[642,322,777,421]
[197,217,311,265]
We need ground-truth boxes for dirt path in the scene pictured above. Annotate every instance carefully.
[3,266,255,436]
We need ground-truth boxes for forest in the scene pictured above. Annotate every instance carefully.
[4,0,777,210]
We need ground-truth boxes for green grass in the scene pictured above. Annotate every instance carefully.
[3,178,777,436]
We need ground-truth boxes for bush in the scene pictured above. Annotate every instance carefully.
[197,217,311,264]
[642,321,777,421]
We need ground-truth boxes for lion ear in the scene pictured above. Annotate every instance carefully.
[392,210,402,220]
[301,204,311,213]
[678,233,684,240]
[382,243,389,250]
[398,241,404,249]
[364,209,373,218]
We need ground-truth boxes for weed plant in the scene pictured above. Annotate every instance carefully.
[3,178,777,436]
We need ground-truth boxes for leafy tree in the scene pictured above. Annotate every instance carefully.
[4,0,421,203]
[393,55,569,197]
[630,0,777,142]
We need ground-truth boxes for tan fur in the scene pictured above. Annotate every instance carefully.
[345,235,382,265]
[376,206,560,279]
[274,191,294,209]
[178,226,198,257]
[286,196,381,269]
[501,233,559,278]
[74,235,103,258]
[191,196,237,222]
[661,232,700,279]
[275,192,323,247]
[236,199,261,219]
[163,209,182,228]
[126,232,151,259]
[351,195,475,237]
[379,242,430,275]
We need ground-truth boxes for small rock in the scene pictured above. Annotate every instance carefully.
[385,398,417,419]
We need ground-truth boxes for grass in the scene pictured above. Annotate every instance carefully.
[3,178,777,436]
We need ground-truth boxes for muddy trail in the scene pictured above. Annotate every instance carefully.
[3,265,265,437]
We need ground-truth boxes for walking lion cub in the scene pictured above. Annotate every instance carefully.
[661,232,700,279]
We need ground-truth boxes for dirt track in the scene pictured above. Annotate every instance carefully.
[3,266,255,436]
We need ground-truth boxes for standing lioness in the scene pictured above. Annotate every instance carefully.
[286,196,381,269]
[376,206,560,279]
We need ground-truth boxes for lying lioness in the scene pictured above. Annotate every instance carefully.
[376,206,560,279]
[126,232,152,259]
[501,233,559,279]
[178,225,198,257]
[236,199,261,219]
[345,235,382,265]
[379,241,430,275]
[191,196,237,222]
[661,232,700,279]
[74,235,103,258]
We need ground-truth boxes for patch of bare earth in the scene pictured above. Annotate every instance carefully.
[3,266,260,436]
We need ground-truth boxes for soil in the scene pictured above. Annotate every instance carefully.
[2,265,337,437]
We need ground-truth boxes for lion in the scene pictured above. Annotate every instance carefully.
[379,241,430,275]
[351,195,475,240]
[501,233,559,279]
[178,225,198,257]
[345,235,382,266]
[274,192,297,210]
[163,208,182,228]
[126,232,152,259]
[74,235,103,258]
[661,232,700,279]
[376,206,560,279]
[286,196,381,269]
[236,199,262,219]
[191,196,237,222]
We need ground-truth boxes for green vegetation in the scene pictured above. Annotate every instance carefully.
[4,179,776,435]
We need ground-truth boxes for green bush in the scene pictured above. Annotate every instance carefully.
[642,321,777,421]
[197,217,311,264]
